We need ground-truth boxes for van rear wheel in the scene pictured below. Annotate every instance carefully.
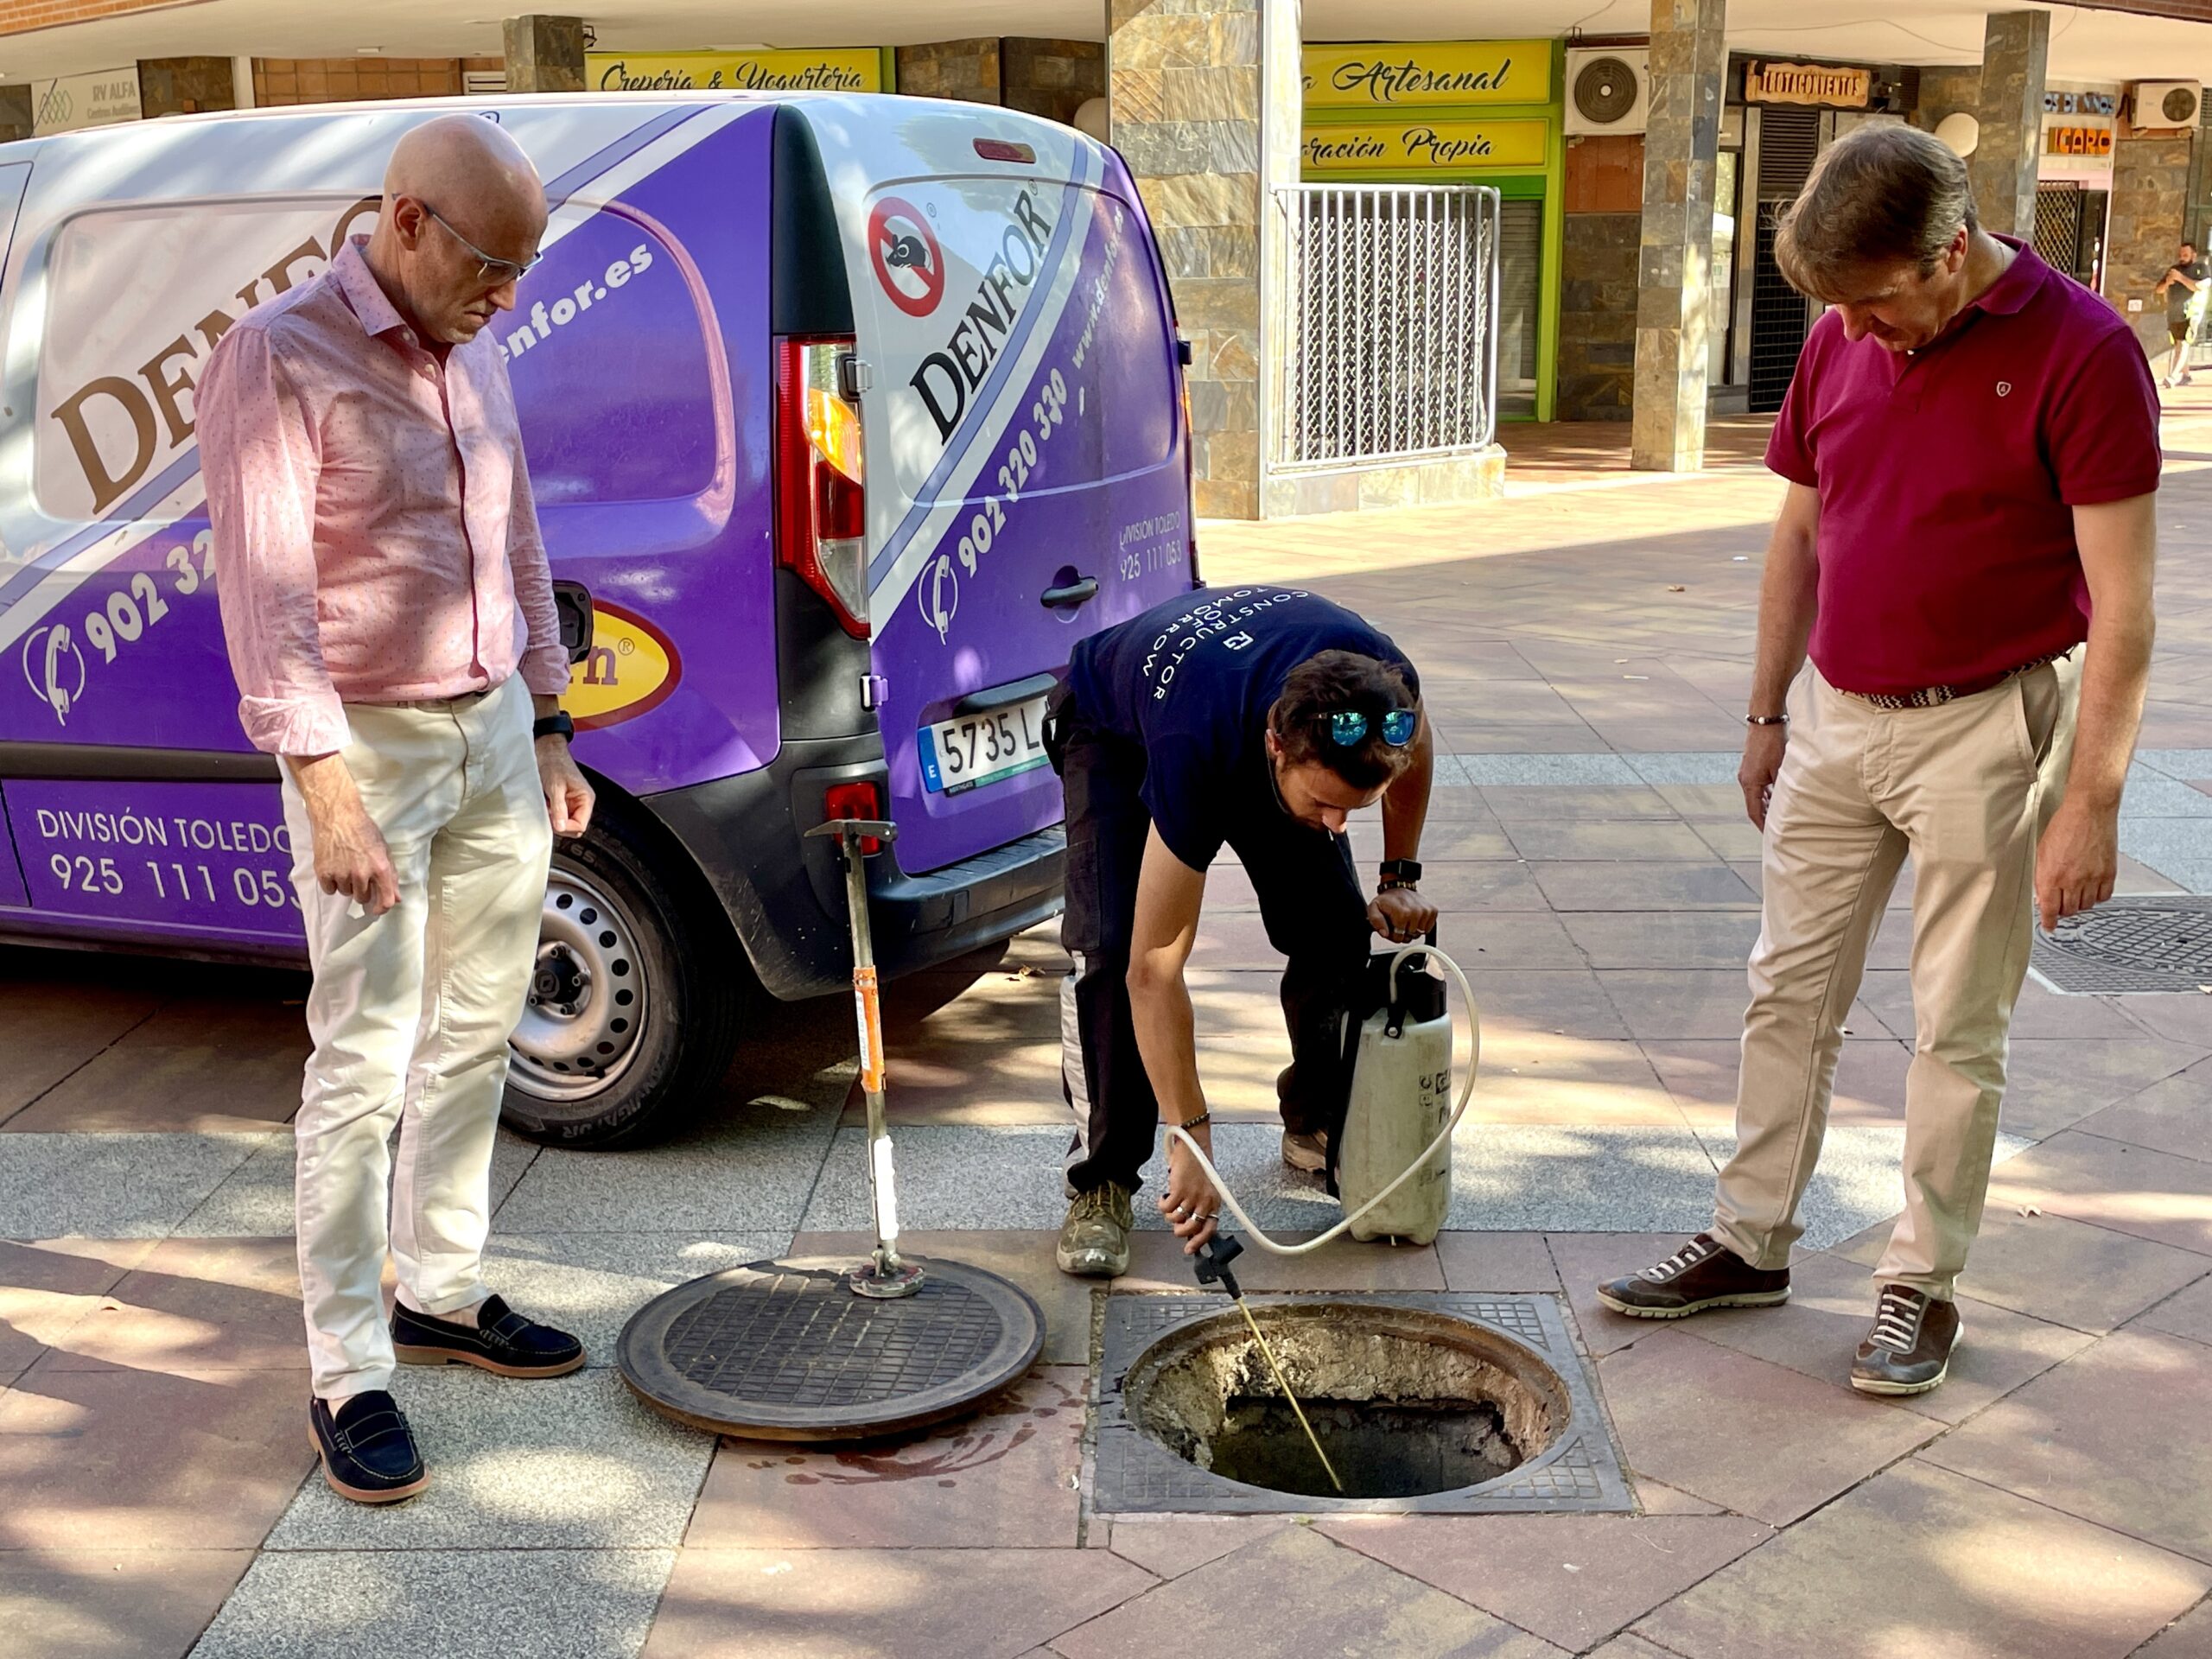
[501,804,744,1148]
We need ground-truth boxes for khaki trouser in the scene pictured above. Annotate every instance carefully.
[1710,652,2080,1300]
[282,674,552,1400]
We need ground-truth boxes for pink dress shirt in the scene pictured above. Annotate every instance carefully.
[199,238,568,756]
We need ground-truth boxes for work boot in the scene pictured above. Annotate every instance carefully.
[1057,1183,1134,1277]
[1281,1130,1328,1173]
[1595,1233,1790,1319]
[1851,1284,1961,1395]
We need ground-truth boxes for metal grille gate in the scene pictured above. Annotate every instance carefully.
[1271,183,1501,468]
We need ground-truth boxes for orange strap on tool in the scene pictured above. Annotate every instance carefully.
[854,965,887,1094]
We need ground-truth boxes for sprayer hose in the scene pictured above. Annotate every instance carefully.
[1163,943,1481,1257]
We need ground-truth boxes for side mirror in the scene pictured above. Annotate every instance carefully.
[551,582,594,665]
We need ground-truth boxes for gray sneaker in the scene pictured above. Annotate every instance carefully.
[1057,1183,1135,1277]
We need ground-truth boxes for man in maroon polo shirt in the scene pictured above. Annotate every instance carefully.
[1599,125,2160,1393]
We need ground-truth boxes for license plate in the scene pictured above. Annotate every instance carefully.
[918,695,1052,795]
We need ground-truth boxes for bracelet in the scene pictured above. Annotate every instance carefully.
[1171,1110,1211,1132]
[1745,714,1789,727]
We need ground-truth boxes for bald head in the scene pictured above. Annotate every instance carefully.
[364,115,549,347]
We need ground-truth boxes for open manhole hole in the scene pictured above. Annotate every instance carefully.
[2032,896,2212,993]
[1093,1294,1631,1516]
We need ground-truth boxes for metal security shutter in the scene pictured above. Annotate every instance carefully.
[2034,185,2085,277]
[1497,198,1541,417]
[1747,107,1821,415]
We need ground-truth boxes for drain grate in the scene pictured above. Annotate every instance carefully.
[1092,1293,1631,1516]
[619,1257,1043,1441]
[2031,896,2212,994]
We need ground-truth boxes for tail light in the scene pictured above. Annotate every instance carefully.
[776,336,870,639]
[823,779,883,855]
[1177,337,1203,583]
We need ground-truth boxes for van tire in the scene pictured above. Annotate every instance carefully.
[500,801,746,1149]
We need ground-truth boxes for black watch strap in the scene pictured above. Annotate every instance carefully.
[533,711,575,742]
[1380,858,1422,885]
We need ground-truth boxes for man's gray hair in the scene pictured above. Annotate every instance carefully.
[1775,124,1979,301]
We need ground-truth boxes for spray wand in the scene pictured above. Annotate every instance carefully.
[1192,1234,1343,1494]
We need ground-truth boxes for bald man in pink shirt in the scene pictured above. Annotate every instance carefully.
[200,116,595,1504]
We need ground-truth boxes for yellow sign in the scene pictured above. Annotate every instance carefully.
[586,48,883,95]
[1302,119,1549,174]
[567,602,680,731]
[2046,124,2113,157]
[1743,60,1872,108]
[1303,42,1551,110]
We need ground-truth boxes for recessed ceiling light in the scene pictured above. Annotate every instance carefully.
[357,46,383,55]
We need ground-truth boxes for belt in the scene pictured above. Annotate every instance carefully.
[358,685,497,713]
[1834,650,2069,712]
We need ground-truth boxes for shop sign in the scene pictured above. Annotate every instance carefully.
[2039,114,2114,183]
[1302,42,1551,109]
[586,48,883,94]
[2045,90,2119,117]
[2045,124,2113,158]
[30,66,141,136]
[1744,60,1872,109]
[1302,119,1549,173]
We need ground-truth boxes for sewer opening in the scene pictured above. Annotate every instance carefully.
[1122,1303,1567,1501]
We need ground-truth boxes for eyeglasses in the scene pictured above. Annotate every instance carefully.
[1321,708,1418,748]
[421,203,542,287]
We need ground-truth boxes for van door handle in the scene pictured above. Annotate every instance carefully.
[1040,576,1100,610]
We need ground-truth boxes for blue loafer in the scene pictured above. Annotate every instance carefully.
[391,1294,585,1378]
[309,1389,428,1504]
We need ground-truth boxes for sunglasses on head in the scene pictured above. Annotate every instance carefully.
[1320,708,1417,748]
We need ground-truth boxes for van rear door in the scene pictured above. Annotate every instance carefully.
[809,103,1194,874]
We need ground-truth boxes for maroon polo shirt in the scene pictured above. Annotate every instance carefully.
[1766,237,2160,696]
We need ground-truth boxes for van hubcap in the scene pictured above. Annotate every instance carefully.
[509,867,647,1101]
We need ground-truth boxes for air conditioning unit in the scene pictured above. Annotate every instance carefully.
[1566,48,1650,137]
[2133,80,2202,130]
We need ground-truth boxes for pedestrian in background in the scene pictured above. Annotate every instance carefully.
[200,115,592,1503]
[2156,238,2203,388]
[1599,124,2158,1395]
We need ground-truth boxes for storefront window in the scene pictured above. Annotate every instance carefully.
[1710,149,1738,388]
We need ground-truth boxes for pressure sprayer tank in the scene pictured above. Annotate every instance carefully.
[1336,944,1454,1245]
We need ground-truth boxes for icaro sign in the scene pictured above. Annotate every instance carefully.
[1302,42,1551,109]
[1302,119,1549,173]
[586,49,883,93]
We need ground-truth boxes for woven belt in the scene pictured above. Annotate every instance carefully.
[1837,650,2069,712]
[362,686,496,713]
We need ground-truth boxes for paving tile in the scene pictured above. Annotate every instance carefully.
[2135,1271,2212,1348]
[1480,785,1677,819]
[1585,1637,1683,1659]
[1456,969,1633,1041]
[1501,820,1716,861]
[1858,969,2151,1042]
[1319,1512,1775,1653]
[1546,1233,1707,1359]
[1435,1230,1562,1292]
[1642,1037,1911,1128]
[1833,1205,2212,1335]
[264,1365,711,1549]
[0,1134,264,1239]
[1919,1329,2212,1564]
[1106,1516,1291,1579]
[0,1239,155,1376]
[194,1548,674,1659]
[1636,1459,2212,1659]
[1682,1249,2094,1425]
[176,1127,540,1236]
[2119,993,2212,1046]
[36,1236,304,1373]
[1689,817,1766,861]
[1650,783,1748,822]
[1113,1229,1445,1293]
[1463,1040,1687,1128]
[1427,910,1590,969]
[1054,1525,1561,1659]
[1984,1130,2212,1257]
[0,1366,313,1549]
[0,1045,120,1129]
[1694,1123,2032,1254]
[1404,862,1556,912]
[1530,862,1760,912]
[1442,1125,1720,1232]
[1597,970,1894,1042]
[2073,1058,2212,1163]
[1349,817,1517,860]
[492,1100,835,1234]
[4,1000,308,1133]
[0,1547,251,1659]
[1458,754,1641,785]
[483,1231,794,1368]
[685,1367,1084,1549]
[1632,1478,1727,1515]
[2135,1595,2212,1658]
[1559,910,1760,970]
[642,1546,1152,1659]
[1598,1326,1942,1524]
[1999,1039,2211,1140]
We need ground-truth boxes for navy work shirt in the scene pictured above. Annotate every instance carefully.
[1065,586,1420,871]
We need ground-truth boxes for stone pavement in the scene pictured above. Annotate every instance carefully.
[4,411,2212,1656]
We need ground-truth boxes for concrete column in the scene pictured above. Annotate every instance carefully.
[503,16,586,93]
[2107,124,2198,365]
[137,58,238,118]
[1110,0,1296,520]
[0,85,30,143]
[231,56,257,111]
[1968,10,2049,238]
[1630,0,1727,473]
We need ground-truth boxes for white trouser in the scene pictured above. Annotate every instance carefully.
[283,674,552,1400]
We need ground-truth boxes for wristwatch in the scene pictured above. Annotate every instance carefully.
[1379,858,1422,889]
[533,710,575,742]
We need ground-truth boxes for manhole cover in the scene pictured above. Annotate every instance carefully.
[1093,1294,1631,1516]
[2032,896,2212,993]
[618,1257,1044,1441]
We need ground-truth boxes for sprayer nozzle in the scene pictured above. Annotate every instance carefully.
[1193,1233,1245,1299]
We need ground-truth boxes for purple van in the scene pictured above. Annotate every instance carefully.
[0,92,1198,1142]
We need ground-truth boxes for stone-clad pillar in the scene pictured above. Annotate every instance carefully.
[1630,0,1727,473]
[1968,11,2050,238]
[504,16,586,93]
[1110,0,1299,520]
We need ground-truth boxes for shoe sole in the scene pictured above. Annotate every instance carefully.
[1594,1287,1791,1319]
[308,1425,429,1505]
[1281,1140,1326,1174]
[392,1343,587,1378]
[1054,1245,1129,1278]
[1851,1326,1961,1396]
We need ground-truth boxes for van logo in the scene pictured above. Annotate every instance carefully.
[869,198,944,318]
[564,601,681,731]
